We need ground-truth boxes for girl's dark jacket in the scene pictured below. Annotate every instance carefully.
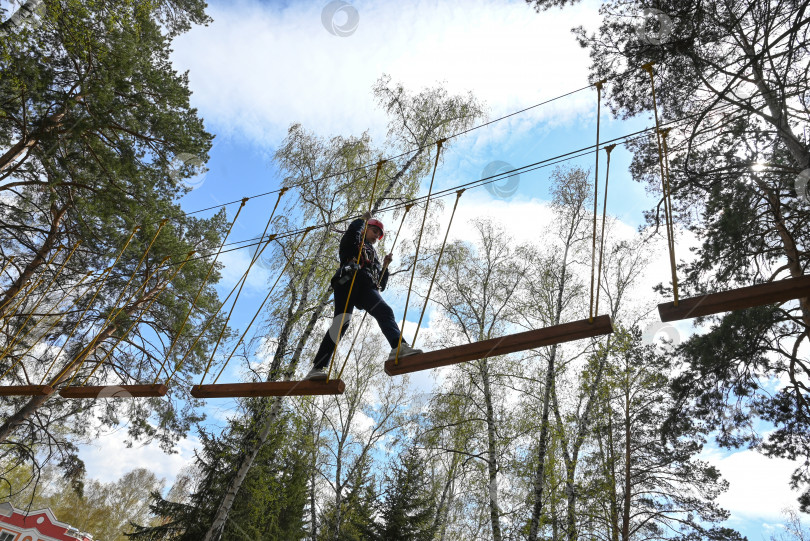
[336,218,390,291]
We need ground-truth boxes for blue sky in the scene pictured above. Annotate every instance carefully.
[73,0,806,538]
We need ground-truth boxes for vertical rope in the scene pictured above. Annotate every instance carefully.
[642,62,679,306]
[326,160,385,382]
[412,189,464,347]
[377,203,414,288]
[394,139,445,365]
[0,256,15,281]
[153,199,248,384]
[595,144,616,316]
[589,80,605,323]
[659,127,679,304]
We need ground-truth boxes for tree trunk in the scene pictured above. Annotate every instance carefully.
[202,398,284,541]
[432,452,459,536]
[621,381,631,541]
[479,358,502,541]
[528,241,572,540]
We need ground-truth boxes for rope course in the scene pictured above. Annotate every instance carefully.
[2,56,803,399]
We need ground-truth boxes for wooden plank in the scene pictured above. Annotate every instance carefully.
[190,380,346,399]
[385,315,613,376]
[59,384,168,398]
[658,275,810,322]
[0,385,54,396]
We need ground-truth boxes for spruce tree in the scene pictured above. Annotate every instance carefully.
[374,447,438,541]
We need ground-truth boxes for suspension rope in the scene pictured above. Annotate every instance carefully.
[594,144,616,316]
[325,160,385,383]
[0,242,80,362]
[659,127,679,304]
[394,140,445,365]
[589,80,605,323]
[79,251,195,387]
[1,270,94,384]
[199,188,289,384]
[642,62,679,306]
[46,226,141,386]
[210,228,313,385]
[377,203,415,288]
[412,189,465,347]
[334,203,415,380]
[152,198,250,384]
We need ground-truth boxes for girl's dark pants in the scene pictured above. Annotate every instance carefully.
[313,273,402,370]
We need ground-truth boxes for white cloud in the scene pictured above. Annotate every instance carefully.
[703,447,802,524]
[171,0,602,148]
[81,428,199,487]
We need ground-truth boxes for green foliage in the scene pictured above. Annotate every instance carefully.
[526,0,810,511]
[130,406,313,540]
[0,0,228,465]
[374,447,439,541]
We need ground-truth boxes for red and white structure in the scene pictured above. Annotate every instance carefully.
[0,502,94,541]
